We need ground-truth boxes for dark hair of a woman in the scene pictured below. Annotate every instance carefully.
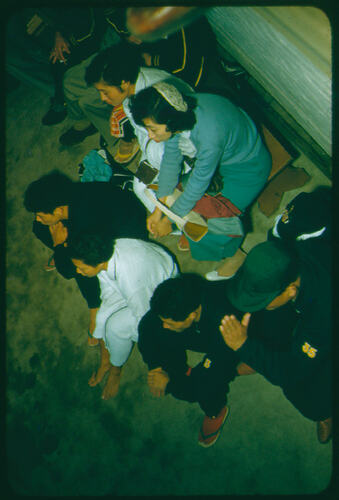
[130,86,197,134]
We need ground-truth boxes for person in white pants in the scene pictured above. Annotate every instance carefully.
[68,232,179,399]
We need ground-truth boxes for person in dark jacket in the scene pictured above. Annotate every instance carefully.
[138,273,241,448]
[269,186,331,240]
[23,170,148,345]
[59,9,218,159]
[6,7,113,125]
[219,239,332,444]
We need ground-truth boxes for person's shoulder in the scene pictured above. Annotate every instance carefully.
[138,309,158,336]
[113,238,153,261]
[195,92,233,110]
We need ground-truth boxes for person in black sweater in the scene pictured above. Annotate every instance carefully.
[24,170,148,344]
[219,239,332,444]
[138,272,299,447]
[138,273,241,448]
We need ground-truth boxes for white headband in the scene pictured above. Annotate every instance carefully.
[152,82,188,112]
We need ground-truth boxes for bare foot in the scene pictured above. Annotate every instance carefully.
[88,336,99,347]
[101,367,121,400]
[88,363,110,387]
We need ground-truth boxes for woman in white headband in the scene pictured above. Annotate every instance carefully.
[130,81,272,275]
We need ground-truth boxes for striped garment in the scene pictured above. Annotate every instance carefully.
[110,104,128,137]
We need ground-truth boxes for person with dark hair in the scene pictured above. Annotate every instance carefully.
[24,170,149,345]
[129,82,271,262]
[268,186,332,270]
[58,8,217,157]
[67,233,178,399]
[219,239,332,444]
[6,7,118,125]
[138,273,242,447]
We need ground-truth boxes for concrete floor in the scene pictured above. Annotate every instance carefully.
[5,81,333,496]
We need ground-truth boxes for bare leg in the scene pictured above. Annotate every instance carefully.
[88,307,99,347]
[101,365,122,400]
[216,248,247,277]
[88,339,111,386]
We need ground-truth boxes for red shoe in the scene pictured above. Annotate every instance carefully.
[198,406,229,447]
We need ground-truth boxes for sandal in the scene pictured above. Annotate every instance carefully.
[88,330,99,347]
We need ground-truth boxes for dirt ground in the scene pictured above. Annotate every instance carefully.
[5,80,333,497]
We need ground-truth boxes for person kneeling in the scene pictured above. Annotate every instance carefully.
[67,231,178,399]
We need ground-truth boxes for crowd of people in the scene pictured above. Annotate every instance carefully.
[13,7,332,448]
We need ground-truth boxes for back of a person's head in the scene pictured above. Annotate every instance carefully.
[150,273,205,321]
[67,229,115,267]
[278,186,332,242]
[85,42,143,87]
[24,170,73,214]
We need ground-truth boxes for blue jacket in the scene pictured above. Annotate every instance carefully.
[156,93,271,217]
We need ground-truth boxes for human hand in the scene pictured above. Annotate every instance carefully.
[148,367,169,397]
[152,216,173,238]
[49,31,71,63]
[219,313,251,351]
[49,221,68,246]
[146,208,163,235]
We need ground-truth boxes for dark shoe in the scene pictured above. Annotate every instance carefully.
[198,406,229,447]
[59,124,97,146]
[42,100,67,125]
[317,417,332,444]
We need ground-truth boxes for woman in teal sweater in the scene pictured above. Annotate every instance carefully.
[130,82,271,262]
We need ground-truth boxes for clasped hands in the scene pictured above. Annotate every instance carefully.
[147,207,173,238]
[147,367,170,397]
[219,313,251,351]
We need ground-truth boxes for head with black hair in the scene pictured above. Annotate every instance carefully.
[85,42,143,107]
[24,170,73,225]
[130,81,197,142]
[68,230,115,277]
[150,273,204,332]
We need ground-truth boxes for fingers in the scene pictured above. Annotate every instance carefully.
[241,313,251,328]
[220,314,234,328]
[219,315,240,336]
